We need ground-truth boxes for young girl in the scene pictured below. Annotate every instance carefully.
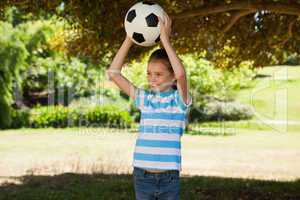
[107,12,192,200]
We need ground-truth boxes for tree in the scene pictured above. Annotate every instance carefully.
[1,0,299,67]
[0,21,28,128]
[0,7,105,128]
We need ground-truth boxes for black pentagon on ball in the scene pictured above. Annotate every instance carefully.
[145,13,158,27]
[142,1,155,5]
[132,32,145,43]
[126,9,136,23]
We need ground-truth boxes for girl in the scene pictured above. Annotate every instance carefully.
[107,12,192,200]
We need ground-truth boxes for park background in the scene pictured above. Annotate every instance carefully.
[0,1,300,199]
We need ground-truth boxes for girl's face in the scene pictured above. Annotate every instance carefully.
[147,60,175,92]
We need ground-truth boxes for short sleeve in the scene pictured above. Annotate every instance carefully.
[134,88,145,110]
[175,90,192,111]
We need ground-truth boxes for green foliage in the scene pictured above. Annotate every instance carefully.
[213,38,241,69]
[0,7,67,128]
[122,54,149,89]
[220,61,257,99]
[24,105,133,129]
[30,105,78,128]
[124,52,256,100]
[10,108,30,128]
[129,102,140,123]
[190,101,254,122]
[86,105,132,128]
[181,54,256,101]
[124,53,256,122]
[284,53,300,65]
[96,88,120,101]
[2,1,300,67]
[24,55,104,99]
[181,54,223,95]
[0,21,28,128]
[182,54,255,122]
[0,7,109,129]
[3,6,27,27]
[69,87,125,111]
[16,14,106,102]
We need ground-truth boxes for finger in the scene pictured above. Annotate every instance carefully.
[164,12,171,27]
[165,11,169,21]
[158,16,163,25]
[164,11,170,22]
[168,15,172,26]
[167,15,172,27]
[163,15,168,26]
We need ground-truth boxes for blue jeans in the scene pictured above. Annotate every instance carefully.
[133,167,180,200]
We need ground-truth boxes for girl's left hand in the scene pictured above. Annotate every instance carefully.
[158,11,172,43]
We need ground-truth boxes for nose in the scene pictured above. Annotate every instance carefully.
[148,76,156,82]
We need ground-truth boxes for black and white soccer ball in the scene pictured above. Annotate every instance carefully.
[124,1,164,47]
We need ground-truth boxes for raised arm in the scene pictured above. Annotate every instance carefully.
[158,13,190,105]
[106,36,136,100]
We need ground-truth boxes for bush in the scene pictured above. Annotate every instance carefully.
[30,105,79,128]
[284,54,300,65]
[190,99,254,122]
[10,108,30,128]
[69,88,124,109]
[129,102,141,123]
[9,105,133,129]
[182,54,223,95]
[86,105,133,128]
[180,54,257,102]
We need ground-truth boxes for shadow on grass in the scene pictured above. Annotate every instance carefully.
[0,173,299,200]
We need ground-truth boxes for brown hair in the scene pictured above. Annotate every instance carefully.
[149,48,173,73]
[148,48,177,89]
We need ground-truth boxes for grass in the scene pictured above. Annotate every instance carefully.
[1,65,300,199]
[0,172,299,200]
[190,65,300,133]
[0,127,300,200]
[189,120,300,133]
[236,65,300,122]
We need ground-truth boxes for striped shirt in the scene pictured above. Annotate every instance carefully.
[132,87,192,171]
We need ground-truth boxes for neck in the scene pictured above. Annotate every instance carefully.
[152,87,173,93]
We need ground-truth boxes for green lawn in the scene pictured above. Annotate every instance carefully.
[1,66,300,199]
[237,65,300,121]
[0,128,300,199]
[0,172,299,200]
[192,65,300,133]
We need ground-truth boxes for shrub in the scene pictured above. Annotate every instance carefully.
[30,105,78,128]
[86,105,132,128]
[180,54,257,102]
[284,54,300,65]
[129,102,141,123]
[182,54,223,95]
[10,108,30,128]
[15,105,134,129]
[190,99,254,122]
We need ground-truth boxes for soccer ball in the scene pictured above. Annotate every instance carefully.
[124,1,164,47]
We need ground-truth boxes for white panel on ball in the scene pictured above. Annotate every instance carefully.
[124,1,164,46]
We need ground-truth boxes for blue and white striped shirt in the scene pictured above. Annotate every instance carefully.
[132,87,192,171]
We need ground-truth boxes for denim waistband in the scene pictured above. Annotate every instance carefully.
[134,167,179,175]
